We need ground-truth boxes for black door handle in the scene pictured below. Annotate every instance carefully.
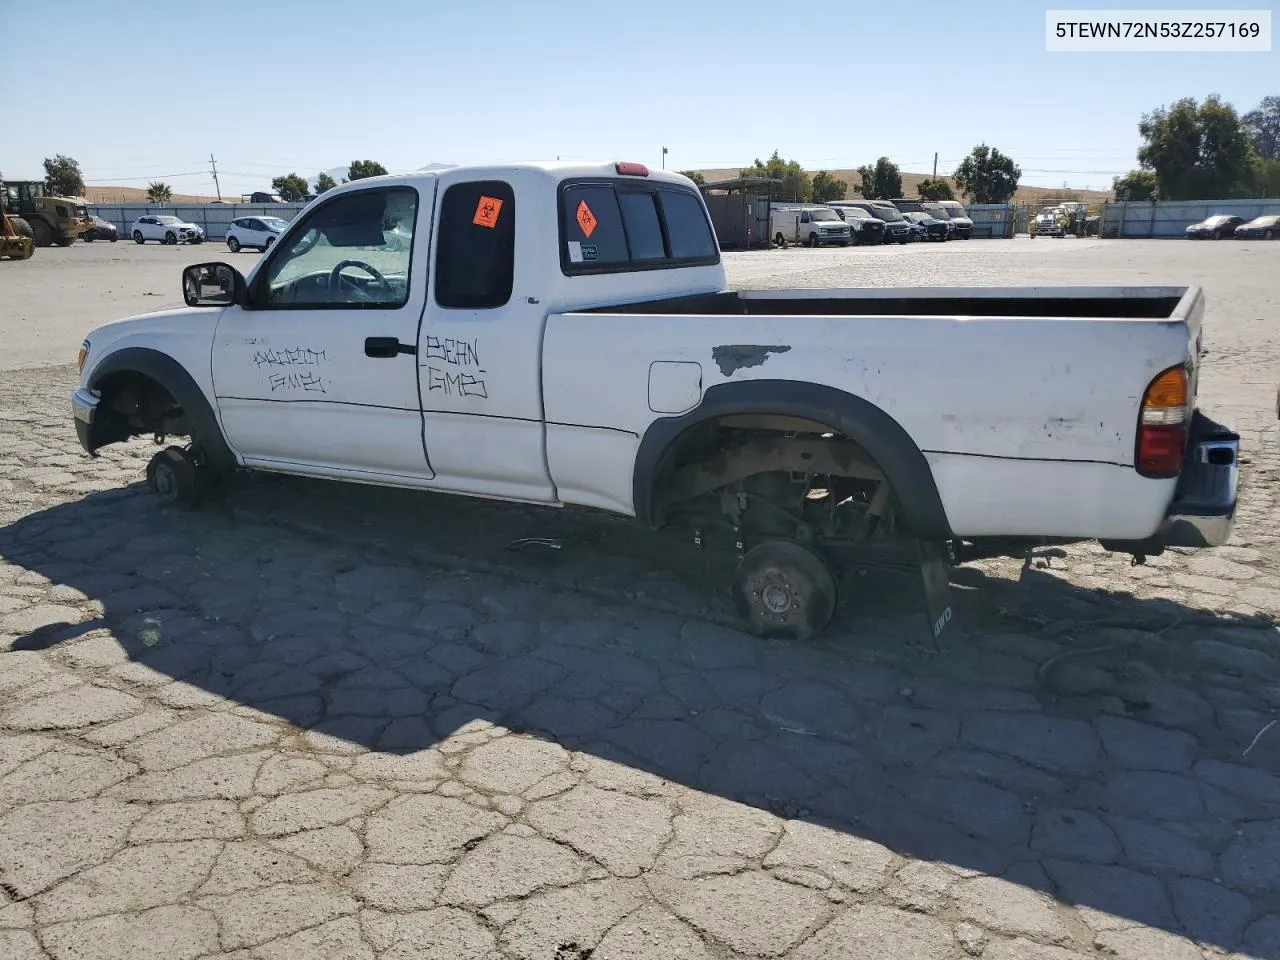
[364,337,416,358]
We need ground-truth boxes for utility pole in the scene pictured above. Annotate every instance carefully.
[662,146,668,170]
[932,152,938,178]
[209,153,222,201]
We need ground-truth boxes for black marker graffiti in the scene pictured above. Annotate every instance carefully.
[254,347,328,367]
[423,336,480,368]
[426,367,488,398]
[422,336,487,399]
[269,372,327,393]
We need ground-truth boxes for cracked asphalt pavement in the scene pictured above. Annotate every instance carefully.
[1,238,1279,959]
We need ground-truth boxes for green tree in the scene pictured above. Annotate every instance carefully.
[43,154,85,197]
[916,177,954,200]
[271,172,310,201]
[854,157,902,200]
[314,172,338,195]
[740,151,811,202]
[146,181,173,203]
[1248,158,1280,196]
[347,160,389,181]
[1112,169,1158,201]
[678,170,706,186]
[953,144,1021,204]
[1137,95,1254,200]
[810,170,847,202]
[1242,95,1280,161]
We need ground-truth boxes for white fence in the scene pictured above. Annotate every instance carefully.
[87,203,306,241]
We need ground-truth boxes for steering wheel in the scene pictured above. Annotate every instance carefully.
[329,259,390,299]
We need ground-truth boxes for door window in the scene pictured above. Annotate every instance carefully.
[253,186,419,309]
[434,180,516,309]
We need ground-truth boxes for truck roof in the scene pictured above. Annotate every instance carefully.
[318,160,697,192]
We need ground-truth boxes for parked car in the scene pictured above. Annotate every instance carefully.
[70,160,1240,644]
[82,216,118,242]
[827,203,886,244]
[1032,205,1065,237]
[902,211,950,241]
[921,202,959,239]
[1186,214,1245,239]
[225,216,289,253]
[131,215,205,245]
[770,204,852,247]
[935,200,974,239]
[835,200,913,244]
[1231,214,1280,240]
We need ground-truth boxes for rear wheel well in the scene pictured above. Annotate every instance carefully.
[649,414,899,546]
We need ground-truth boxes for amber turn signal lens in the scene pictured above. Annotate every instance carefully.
[1142,366,1187,411]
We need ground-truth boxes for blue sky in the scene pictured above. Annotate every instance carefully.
[6,0,1275,196]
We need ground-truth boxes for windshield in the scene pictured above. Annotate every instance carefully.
[1250,215,1280,226]
[838,206,872,219]
[941,201,968,217]
[260,217,288,230]
[893,201,924,213]
[157,216,183,225]
[869,204,904,222]
[809,209,840,221]
[921,202,950,219]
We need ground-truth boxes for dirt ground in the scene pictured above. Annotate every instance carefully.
[1,237,1278,959]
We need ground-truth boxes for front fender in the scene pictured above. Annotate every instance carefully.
[632,379,952,539]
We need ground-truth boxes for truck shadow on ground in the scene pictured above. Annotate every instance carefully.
[3,473,1279,956]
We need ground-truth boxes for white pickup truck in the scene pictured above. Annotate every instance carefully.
[70,161,1240,641]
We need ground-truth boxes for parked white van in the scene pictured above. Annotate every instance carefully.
[770,204,852,247]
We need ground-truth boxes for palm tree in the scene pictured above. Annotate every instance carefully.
[146,181,173,203]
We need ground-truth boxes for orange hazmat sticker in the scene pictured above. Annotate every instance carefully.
[575,200,597,238]
[472,196,503,228]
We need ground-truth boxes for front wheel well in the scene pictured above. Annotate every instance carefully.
[92,371,192,446]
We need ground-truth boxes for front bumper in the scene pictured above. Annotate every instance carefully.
[71,386,99,454]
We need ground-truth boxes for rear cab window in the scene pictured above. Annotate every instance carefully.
[558,178,719,275]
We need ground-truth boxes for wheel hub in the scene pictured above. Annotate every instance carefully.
[154,463,176,497]
[759,581,794,614]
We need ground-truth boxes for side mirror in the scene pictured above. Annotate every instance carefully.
[182,262,246,307]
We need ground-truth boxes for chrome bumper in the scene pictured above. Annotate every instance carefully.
[72,386,99,424]
[1156,433,1239,548]
[72,386,100,454]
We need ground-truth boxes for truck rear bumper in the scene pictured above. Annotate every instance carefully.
[1155,422,1239,548]
[1102,411,1239,553]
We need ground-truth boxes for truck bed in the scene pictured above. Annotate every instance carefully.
[576,285,1194,320]
[543,285,1205,540]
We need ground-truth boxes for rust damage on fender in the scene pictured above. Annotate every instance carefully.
[711,344,792,377]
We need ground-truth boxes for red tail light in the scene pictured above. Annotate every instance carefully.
[615,162,649,177]
[1135,365,1188,478]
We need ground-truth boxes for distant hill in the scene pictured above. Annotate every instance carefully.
[695,168,1114,204]
[84,186,225,204]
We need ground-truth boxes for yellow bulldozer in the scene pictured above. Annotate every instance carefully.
[1,206,34,260]
[1,177,91,246]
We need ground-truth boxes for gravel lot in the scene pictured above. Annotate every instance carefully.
[1,238,1279,959]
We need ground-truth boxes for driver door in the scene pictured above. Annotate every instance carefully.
[210,182,438,482]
